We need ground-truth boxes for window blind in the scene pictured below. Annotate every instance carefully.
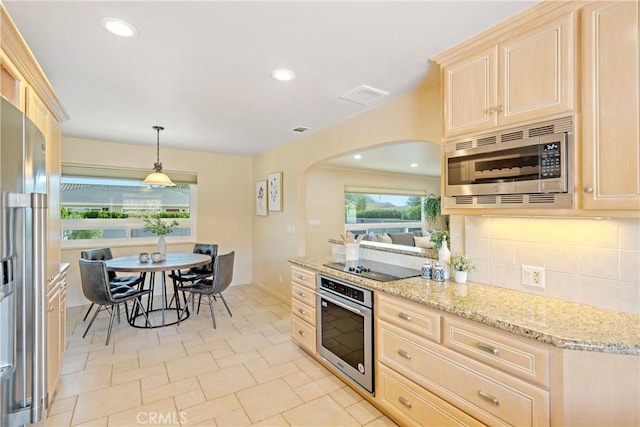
[62,163,198,185]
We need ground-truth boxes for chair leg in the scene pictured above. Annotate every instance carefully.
[105,304,118,346]
[82,303,95,321]
[134,297,151,328]
[197,295,203,314]
[207,295,216,329]
[83,305,102,338]
[218,293,232,317]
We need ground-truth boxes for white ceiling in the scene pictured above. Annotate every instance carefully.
[5,0,536,164]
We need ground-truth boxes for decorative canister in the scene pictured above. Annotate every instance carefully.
[421,261,432,279]
[432,263,445,282]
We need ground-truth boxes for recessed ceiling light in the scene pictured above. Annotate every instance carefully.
[272,69,295,82]
[410,163,418,168]
[353,154,362,160]
[100,17,138,37]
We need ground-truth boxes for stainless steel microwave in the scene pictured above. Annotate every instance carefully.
[444,117,574,209]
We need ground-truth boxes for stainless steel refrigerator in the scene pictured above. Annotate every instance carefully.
[0,97,48,426]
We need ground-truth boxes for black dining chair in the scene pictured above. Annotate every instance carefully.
[169,243,217,312]
[176,251,234,329]
[80,248,144,321]
[79,259,152,345]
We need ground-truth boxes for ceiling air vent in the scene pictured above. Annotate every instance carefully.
[291,126,310,133]
[339,85,389,105]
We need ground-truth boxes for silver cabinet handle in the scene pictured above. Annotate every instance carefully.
[297,291,306,298]
[297,274,305,280]
[477,342,499,356]
[298,330,306,337]
[584,186,594,193]
[398,312,412,322]
[478,390,500,406]
[298,308,306,315]
[496,104,504,112]
[398,349,412,360]
[398,396,412,408]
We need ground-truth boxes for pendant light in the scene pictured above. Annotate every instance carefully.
[143,125,175,186]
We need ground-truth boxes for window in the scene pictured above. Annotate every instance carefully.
[60,171,196,246]
[344,191,424,235]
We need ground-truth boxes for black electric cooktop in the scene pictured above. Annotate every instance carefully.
[323,259,422,282]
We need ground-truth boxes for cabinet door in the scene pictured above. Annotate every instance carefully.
[443,46,498,137]
[499,13,574,127]
[46,118,62,281]
[59,278,67,360]
[26,87,48,135]
[46,287,61,401]
[581,1,640,210]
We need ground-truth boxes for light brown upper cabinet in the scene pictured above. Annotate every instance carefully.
[438,11,575,139]
[581,1,640,211]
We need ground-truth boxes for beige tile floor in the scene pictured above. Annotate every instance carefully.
[47,284,398,427]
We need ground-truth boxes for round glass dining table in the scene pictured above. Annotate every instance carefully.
[106,252,211,328]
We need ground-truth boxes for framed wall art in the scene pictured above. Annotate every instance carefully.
[268,171,282,211]
[256,180,268,216]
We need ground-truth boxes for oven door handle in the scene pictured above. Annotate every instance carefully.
[322,294,363,315]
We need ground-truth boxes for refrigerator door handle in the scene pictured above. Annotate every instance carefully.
[30,192,47,423]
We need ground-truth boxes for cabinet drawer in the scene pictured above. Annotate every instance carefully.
[377,292,441,342]
[443,316,550,387]
[292,316,316,354]
[291,283,316,307]
[291,266,316,289]
[378,321,549,427]
[378,364,484,427]
[292,299,316,327]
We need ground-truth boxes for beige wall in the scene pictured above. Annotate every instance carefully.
[252,82,443,301]
[305,165,441,257]
[62,137,253,307]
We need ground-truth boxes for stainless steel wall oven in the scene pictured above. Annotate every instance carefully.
[316,275,373,394]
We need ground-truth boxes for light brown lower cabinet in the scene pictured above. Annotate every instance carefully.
[46,268,67,402]
[375,291,639,427]
[290,266,317,354]
[377,364,484,427]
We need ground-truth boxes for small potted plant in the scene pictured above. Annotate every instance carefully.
[143,214,179,254]
[448,253,477,284]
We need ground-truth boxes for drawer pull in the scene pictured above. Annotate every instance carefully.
[298,308,306,315]
[398,312,412,322]
[478,342,499,356]
[398,396,412,408]
[297,274,305,280]
[478,390,500,406]
[298,291,306,298]
[398,349,412,360]
[298,330,306,337]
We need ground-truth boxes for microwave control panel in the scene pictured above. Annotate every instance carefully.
[540,142,562,178]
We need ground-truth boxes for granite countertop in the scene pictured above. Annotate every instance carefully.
[290,256,640,355]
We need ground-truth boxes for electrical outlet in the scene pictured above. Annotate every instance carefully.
[522,265,545,288]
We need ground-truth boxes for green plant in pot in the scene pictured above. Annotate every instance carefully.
[448,253,477,284]
[430,229,449,251]
[143,214,179,254]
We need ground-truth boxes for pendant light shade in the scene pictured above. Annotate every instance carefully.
[143,125,175,186]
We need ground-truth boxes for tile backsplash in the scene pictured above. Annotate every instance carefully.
[464,216,640,315]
